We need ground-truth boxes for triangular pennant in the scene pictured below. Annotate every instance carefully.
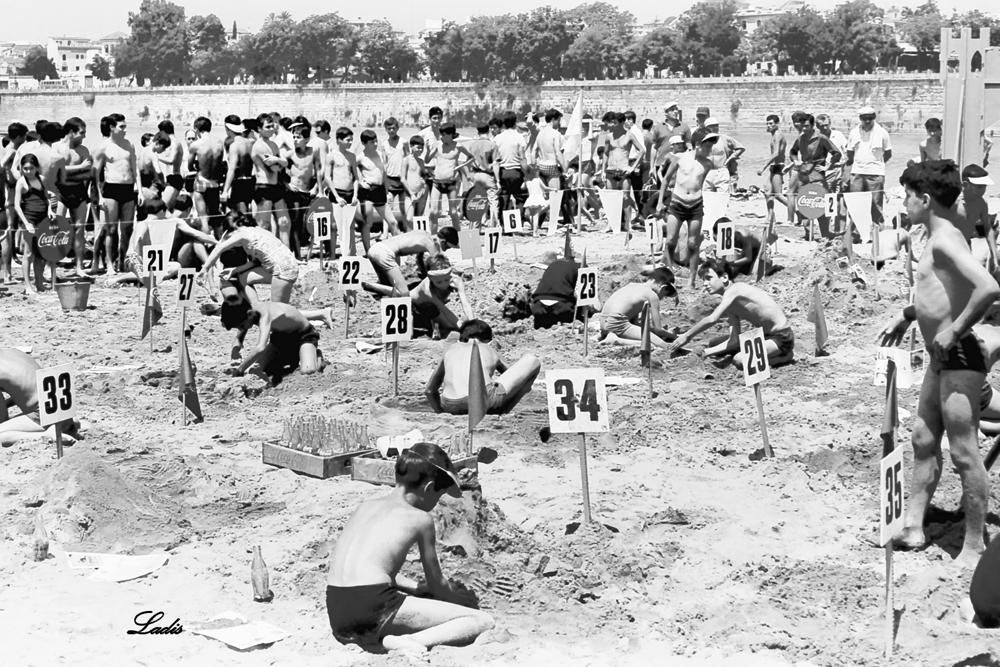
[563,226,574,260]
[145,218,178,248]
[336,204,358,257]
[179,334,203,422]
[639,301,651,368]
[597,189,624,232]
[140,275,163,340]
[844,218,856,265]
[702,192,730,229]
[468,340,488,431]
[582,248,588,268]
[548,190,562,236]
[880,359,898,456]
[843,192,874,242]
[753,221,772,283]
[563,92,584,164]
[810,283,829,353]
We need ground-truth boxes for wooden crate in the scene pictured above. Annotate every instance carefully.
[262,441,378,479]
[350,455,479,487]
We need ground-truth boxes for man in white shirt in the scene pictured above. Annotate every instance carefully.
[846,105,892,224]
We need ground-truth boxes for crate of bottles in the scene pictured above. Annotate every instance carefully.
[262,415,378,479]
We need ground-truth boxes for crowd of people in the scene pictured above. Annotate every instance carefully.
[6,98,1000,654]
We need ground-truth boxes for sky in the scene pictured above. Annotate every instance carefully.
[1,0,992,44]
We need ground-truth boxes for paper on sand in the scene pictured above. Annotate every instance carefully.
[63,551,168,582]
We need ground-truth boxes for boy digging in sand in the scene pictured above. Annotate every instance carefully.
[598,268,679,349]
[667,258,795,368]
[878,160,1000,566]
[325,442,494,654]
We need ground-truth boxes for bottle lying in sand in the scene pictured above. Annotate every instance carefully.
[251,545,274,602]
[33,512,49,562]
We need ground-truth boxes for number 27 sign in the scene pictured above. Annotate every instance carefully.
[545,368,609,434]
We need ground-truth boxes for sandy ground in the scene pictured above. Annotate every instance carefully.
[4,192,1000,666]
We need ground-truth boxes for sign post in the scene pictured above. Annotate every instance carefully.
[740,327,774,458]
[458,229,482,279]
[339,256,365,338]
[575,260,598,357]
[381,296,412,396]
[176,268,196,425]
[307,197,333,268]
[35,364,76,460]
[143,244,168,352]
[545,368,610,524]
[879,360,903,658]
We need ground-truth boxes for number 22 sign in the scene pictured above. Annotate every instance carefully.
[739,327,771,387]
[35,364,76,427]
[545,369,609,434]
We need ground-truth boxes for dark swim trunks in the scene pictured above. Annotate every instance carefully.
[358,184,388,206]
[668,196,704,223]
[439,382,508,415]
[939,332,988,373]
[334,188,356,205]
[230,177,255,206]
[385,176,405,194]
[765,326,795,358]
[59,183,89,210]
[102,182,136,205]
[165,173,183,191]
[326,584,406,645]
[432,179,457,194]
[538,164,562,180]
[254,183,285,204]
[769,164,785,176]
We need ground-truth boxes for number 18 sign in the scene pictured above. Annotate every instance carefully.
[545,368,609,434]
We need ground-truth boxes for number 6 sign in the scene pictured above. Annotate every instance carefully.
[381,296,412,343]
[502,209,522,234]
[739,327,771,387]
[879,446,905,545]
[35,364,76,427]
[545,369,609,434]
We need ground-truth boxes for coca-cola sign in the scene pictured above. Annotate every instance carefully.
[36,216,72,262]
[463,184,489,225]
[795,183,828,220]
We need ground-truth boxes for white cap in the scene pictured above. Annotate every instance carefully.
[704,117,720,127]
[668,135,685,144]
[224,122,243,133]
[858,106,876,116]
[968,174,995,186]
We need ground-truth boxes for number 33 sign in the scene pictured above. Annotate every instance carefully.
[546,369,609,434]
[35,364,76,427]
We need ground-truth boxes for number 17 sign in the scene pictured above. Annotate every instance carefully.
[546,368,609,434]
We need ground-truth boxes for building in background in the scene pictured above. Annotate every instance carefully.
[46,32,124,86]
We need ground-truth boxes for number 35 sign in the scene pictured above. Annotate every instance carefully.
[545,368,609,434]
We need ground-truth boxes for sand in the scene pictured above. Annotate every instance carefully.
[3,192,1000,666]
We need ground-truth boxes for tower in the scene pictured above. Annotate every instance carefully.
[939,27,1000,168]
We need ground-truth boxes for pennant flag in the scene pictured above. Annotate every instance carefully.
[178,334,203,422]
[468,340,488,431]
[639,302,651,368]
[140,276,163,340]
[146,219,178,249]
[844,218,856,265]
[702,192,730,230]
[880,359,898,456]
[598,189,624,232]
[336,204,358,257]
[581,248,588,268]
[808,283,829,354]
[548,190,563,236]
[843,191,874,242]
[562,92,584,164]
[563,225,574,260]
[753,221,772,283]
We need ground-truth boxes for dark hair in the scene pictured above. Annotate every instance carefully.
[222,210,256,231]
[394,442,457,494]
[313,119,331,134]
[641,118,653,130]
[39,121,64,143]
[698,257,736,281]
[425,253,451,272]
[437,226,458,247]
[501,111,517,129]
[624,110,637,122]
[800,114,815,127]
[242,118,259,133]
[384,116,399,127]
[109,113,125,127]
[647,267,675,286]
[293,115,309,127]
[157,120,174,134]
[488,117,502,129]
[601,111,616,124]
[279,116,293,130]
[459,318,493,342]
[791,111,806,124]
[545,108,562,123]
[711,216,732,235]
[963,163,990,181]
[766,114,780,124]
[900,159,962,209]
[409,135,424,147]
[99,116,113,137]
[224,113,242,127]
[7,122,27,141]
[335,126,353,141]
[142,198,167,215]
[925,117,942,132]
[428,106,443,118]
[63,117,85,134]
[530,112,540,123]
[140,132,153,147]
[360,129,377,144]
[153,131,171,148]
[19,153,40,169]
[256,113,273,126]
[193,116,211,133]
[440,122,457,136]
[220,298,255,330]
[292,124,312,140]
[174,193,193,212]
[477,123,489,134]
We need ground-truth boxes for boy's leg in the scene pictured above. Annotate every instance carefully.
[382,595,494,652]
[898,367,945,549]
[494,355,541,412]
[298,342,319,374]
[686,215,704,286]
[662,213,681,268]
[256,200,274,232]
[941,369,989,564]
[273,199,292,249]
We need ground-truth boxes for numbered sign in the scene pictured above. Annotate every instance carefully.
[339,256,365,289]
[35,364,76,427]
[381,296,412,343]
[879,446,905,546]
[313,210,332,242]
[413,216,430,233]
[716,221,735,258]
[176,268,196,307]
[458,229,483,260]
[143,244,169,276]
[824,193,838,218]
[645,219,662,249]
[739,327,771,387]
[484,228,502,258]
[575,267,599,307]
[545,368,610,434]
[502,209,522,234]
[874,348,915,389]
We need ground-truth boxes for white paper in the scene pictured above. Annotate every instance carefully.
[190,612,289,651]
[63,551,168,582]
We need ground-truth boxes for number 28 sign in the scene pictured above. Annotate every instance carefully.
[35,364,76,427]
[545,368,609,434]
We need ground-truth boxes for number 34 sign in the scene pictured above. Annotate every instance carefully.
[545,368,610,434]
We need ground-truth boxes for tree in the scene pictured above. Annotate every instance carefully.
[354,20,420,81]
[563,3,636,78]
[90,54,113,81]
[188,14,232,83]
[20,46,58,81]
[754,7,832,74]
[115,0,189,85]
[627,25,684,75]
[825,0,895,73]
[297,13,357,82]
[423,22,464,81]
[897,1,944,70]
[509,7,575,81]
[951,10,1000,47]
[674,0,743,76]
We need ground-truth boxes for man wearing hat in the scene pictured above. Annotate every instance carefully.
[691,106,711,147]
[651,102,692,174]
[845,105,892,225]
[957,164,997,272]
[703,117,745,193]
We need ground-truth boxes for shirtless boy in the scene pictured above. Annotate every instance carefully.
[598,268,678,349]
[367,228,459,297]
[425,319,541,415]
[220,290,323,379]
[284,122,322,258]
[954,164,997,273]
[56,117,93,274]
[325,442,493,654]
[878,160,1000,566]
[919,118,942,163]
[380,117,408,221]
[601,111,644,231]
[357,129,400,250]
[467,124,498,226]
[222,117,256,215]
[657,133,720,286]
[326,127,359,251]
[252,113,291,242]
[0,347,81,446]
[427,124,474,231]
[2,122,28,282]
[668,258,795,368]
[401,135,428,227]
[153,120,184,208]
[757,114,787,225]
[187,117,225,232]
[93,113,141,274]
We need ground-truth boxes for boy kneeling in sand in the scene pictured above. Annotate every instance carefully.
[597,267,679,349]
[668,258,795,368]
[325,443,494,654]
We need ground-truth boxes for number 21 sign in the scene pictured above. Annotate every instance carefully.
[545,368,609,434]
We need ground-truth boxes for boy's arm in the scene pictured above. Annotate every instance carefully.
[669,292,734,351]
[658,161,679,209]
[236,309,272,375]
[647,290,663,329]
[932,236,1000,357]
[176,219,217,246]
[415,514,471,604]
[222,142,239,199]
[704,314,741,356]
[424,359,446,413]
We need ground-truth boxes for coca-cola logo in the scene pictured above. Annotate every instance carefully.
[798,197,825,208]
[464,185,489,224]
[796,184,828,220]
[36,216,73,262]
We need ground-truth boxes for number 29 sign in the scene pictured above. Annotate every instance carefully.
[545,369,609,434]
[35,364,76,427]
[739,327,771,387]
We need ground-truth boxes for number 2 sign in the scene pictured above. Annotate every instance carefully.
[546,369,609,434]
[879,446,905,546]
[381,296,412,343]
[575,267,598,307]
[35,364,76,427]
[739,327,771,387]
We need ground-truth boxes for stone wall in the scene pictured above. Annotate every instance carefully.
[0,74,942,135]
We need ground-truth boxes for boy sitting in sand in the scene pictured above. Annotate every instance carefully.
[367,228,460,297]
[597,268,678,349]
[325,442,494,654]
[425,319,541,415]
[711,216,777,276]
[667,258,795,368]
[0,347,82,446]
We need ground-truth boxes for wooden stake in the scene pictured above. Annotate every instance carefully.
[583,309,590,357]
[392,343,400,396]
[753,384,773,458]
[885,536,894,657]
[149,271,155,354]
[344,292,352,338]
[55,422,64,460]
[578,434,593,523]
[179,306,187,427]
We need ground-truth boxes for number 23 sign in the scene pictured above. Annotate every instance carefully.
[545,369,609,434]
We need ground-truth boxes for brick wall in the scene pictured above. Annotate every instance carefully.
[0,74,942,135]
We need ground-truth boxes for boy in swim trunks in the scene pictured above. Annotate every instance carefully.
[357,129,400,251]
[598,268,678,349]
[325,442,493,654]
[367,227,459,297]
[400,135,428,228]
[877,160,1000,566]
[426,123,475,231]
[667,258,795,368]
[425,319,541,415]
[0,347,82,446]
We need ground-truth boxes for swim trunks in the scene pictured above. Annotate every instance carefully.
[667,196,704,223]
[194,175,220,194]
[254,183,285,204]
[604,169,627,189]
[439,382,508,415]
[432,179,457,194]
[769,164,785,176]
[358,184,388,206]
[367,245,399,286]
[183,174,196,193]
[326,584,406,645]
[385,175,405,195]
[102,182,136,205]
[938,332,988,373]
[165,173,183,191]
[765,326,795,358]
[269,324,320,369]
[334,188,355,205]
[59,183,89,210]
[538,164,562,180]
[600,312,632,337]
[229,177,255,206]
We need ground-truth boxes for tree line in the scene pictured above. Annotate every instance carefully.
[17,0,1000,85]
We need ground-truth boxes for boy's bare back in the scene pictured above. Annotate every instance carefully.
[0,348,41,413]
[442,342,500,399]
[721,283,788,332]
[602,283,655,322]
